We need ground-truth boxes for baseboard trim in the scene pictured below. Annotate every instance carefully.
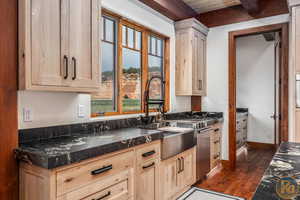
[247,142,276,150]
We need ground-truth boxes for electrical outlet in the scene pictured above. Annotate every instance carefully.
[23,108,32,122]
[78,104,85,118]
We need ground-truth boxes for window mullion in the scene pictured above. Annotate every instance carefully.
[118,22,124,114]
[142,31,149,113]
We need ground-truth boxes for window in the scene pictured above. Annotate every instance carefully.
[91,16,117,114]
[122,26,142,112]
[148,35,164,109]
[91,11,169,117]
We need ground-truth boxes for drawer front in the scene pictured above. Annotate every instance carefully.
[82,180,129,200]
[57,170,132,200]
[136,142,160,164]
[57,150,134,196]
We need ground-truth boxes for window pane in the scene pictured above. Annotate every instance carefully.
[122,26,127,46]
[122,48,141,111]
[92,42,116,113]
[151,37,156,55]
[127,28,134,48]
[148,55,163,100]
[157,39,163,57]
[101,17,104,40]
[148,37,151,53]
[105,18,114,42]
[135,31,141,50]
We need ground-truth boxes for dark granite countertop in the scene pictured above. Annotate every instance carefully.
[16,111,224,170]
[16,128,166,169]
[253,142,300,200]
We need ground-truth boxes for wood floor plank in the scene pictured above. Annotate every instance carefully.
[195,148,275,200]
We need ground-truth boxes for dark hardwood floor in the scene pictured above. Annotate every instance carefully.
[195,147,276,200]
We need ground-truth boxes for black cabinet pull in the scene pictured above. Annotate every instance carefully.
[142,162,155,169]
[177,158,181,173]
[72,57,77,80]
[142,150,156,157]
[214,140,220,144]
[92,191,111,200]
[91,165,112,175]
[63,55,68,79]
[214,128,220,132]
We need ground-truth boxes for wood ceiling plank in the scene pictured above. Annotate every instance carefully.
[197,0,288,27]
[183,0,241,13]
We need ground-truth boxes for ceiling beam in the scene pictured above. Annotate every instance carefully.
[240,0,261,15]
[197,0,288,28]
[138,0,197,21]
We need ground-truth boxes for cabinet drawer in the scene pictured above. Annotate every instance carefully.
[57,170,132,200]
[136,142,160,164]
[82,180,129,200]
[56,150,134,196]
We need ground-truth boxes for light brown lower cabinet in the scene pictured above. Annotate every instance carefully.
[159,147,196,200]
[136,159,160,200]
[20,141,196,200]
[210,123,222,170]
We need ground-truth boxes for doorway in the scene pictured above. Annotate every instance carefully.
[228,23,289,170]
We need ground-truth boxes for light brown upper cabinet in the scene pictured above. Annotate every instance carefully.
[19,0,101,93]
[175,18,209,96]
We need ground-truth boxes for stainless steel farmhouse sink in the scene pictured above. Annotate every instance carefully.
[157,127,196,160]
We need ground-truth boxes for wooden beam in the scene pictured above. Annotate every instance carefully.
[138,0,197,21]
[0,0,18,199]
[197,0,288,28]
[240,0,261,15]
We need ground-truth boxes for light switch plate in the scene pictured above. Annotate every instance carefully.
[23,108,32,122]
[78,104,85,118]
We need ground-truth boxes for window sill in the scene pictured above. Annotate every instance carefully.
[90,112,161,122]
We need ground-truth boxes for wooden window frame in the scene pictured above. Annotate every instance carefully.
[91,9,170,117]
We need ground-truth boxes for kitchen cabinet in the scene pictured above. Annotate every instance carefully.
[136,159,160,200]
[20,149,135,200]
[210,124,222,170]
[290,2,300,141]
[20,140,195,200]
[236,114,248,150]
[136,142,160,200]
[19,0,101,93]
[175,18,208,96]
[160,147,196,200]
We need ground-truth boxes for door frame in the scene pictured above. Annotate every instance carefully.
[228,23,289,170]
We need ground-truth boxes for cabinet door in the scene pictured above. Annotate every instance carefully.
[69,0,100,89]
[178,148,196,188]
[30,0,67,86]
[294,6,300,73]
[160,157,179,200]
[175,29,193,95]
[192,30,206,96]
[136,160,159,200]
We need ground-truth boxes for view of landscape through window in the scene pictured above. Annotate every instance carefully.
[122,25,142,112]
[91,14,165,115]
[92,16,117,113]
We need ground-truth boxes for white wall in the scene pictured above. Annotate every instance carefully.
[18,0,191,130]
[236,34,276,144]
[202,14,289,160]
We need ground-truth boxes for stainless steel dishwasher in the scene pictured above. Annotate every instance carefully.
[196,127,213,182]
